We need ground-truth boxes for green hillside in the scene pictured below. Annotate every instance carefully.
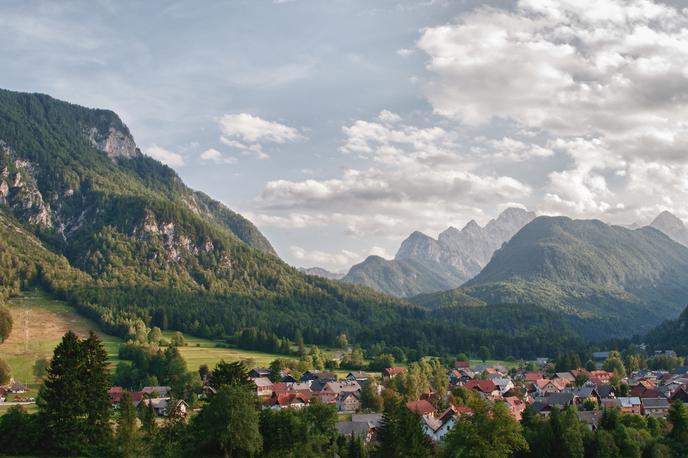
[428,216,688,339]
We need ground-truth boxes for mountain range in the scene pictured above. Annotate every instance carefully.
[342,207,536,297]
[3,88,688,353]
[417,216,688,339]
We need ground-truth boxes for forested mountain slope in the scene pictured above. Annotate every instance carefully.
[417,216,688,339]
[0,89,594,359]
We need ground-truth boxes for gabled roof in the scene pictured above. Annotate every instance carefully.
[406,399,435,416]
[642,397,670,408]
[253,377,273,388]
[617,397,641,408]
[595,384,615,398]
[464,380,497,393]
[524,372,543,382]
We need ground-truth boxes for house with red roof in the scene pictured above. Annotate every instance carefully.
[463,380,499,397]
[406,399,435,417]
[382,367,407,384]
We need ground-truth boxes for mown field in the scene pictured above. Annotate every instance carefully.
[0,290,518,400]
[0,289,122,389]
[0,290,361,391]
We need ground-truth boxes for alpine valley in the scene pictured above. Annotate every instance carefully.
[1,88,688,360]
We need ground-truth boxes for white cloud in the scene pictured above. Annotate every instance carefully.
[144,145,185,167]
[219,113,303,144]
[218,113,303,159]
[255,113,532,243]
[396,48,415,57]
[289,245,361,270]
[200,148,237,164]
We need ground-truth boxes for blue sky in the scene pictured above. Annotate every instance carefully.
[3,0,688,271]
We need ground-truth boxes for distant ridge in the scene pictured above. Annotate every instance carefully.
[342,207,535,297]
[418,216,688,339]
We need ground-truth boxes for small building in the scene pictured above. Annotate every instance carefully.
[253,377,274,397]
[338,391,361,412]
[642,398,671,418]
[249,367,271,379]
[346,371,369,383]
[382,367,407,384]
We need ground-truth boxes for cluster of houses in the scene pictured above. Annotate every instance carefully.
[335,360,688,444]
[247,367,369,412]
[0,379,32,403]
[107,385,189,417]
[101,356,688,445]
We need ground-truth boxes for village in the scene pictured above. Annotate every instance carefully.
[5,348,686,448]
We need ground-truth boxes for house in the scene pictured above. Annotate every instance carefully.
[524,372,544,382]
[554,372,576,384]
[7,381,27,393]
[338,391,361,412]
[301,371,337,384]
[454,360,470,369]
[577,410,603,430]
[108,386,124,407]
[567,387,599,405]
[629,384,661,399]
[268,392,310,409]
[535,379,568,395]
[463,380,499,398]
[140,398,189,417]
[253,377,274,397]
[594,384,616,399]
[642,398,671,417]
[337,419,378,443]
[491,377,515,395]
[588,371,613,384]
[406,399,435,417]
[592,352,610,361]
[249,367,271,379]
[669,386,688,403]
[382,367,407,383]
[346,371,369,383]
[616,397,642,415]
[503,396,526,421]
[541,392,577,409]
[313,380,361,403]
[141,386,171,398]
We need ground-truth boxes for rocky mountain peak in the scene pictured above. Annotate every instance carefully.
[649,210,688,247]
[86,125,139,159]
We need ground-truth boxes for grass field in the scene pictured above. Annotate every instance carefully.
[0,289,122,388]
[0,289,518,396]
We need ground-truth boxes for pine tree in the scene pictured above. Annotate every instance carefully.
[37,330,86,455]
[82,331,113,449]
[115,391,140,458]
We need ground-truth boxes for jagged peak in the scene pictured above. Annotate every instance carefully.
[462,219,481,232]
[652,210,684,226]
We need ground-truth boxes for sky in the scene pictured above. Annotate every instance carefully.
[2,0,688,272]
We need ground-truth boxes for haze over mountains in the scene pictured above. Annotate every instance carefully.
[342,208,536,297]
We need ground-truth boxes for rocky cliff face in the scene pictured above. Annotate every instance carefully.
[649,211,688,247]
[0,141,53,228]
[86,125,139,159]
[343,207,536,297]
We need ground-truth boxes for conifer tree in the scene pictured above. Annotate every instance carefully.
[38,330,86,454]
[115,391,140,458]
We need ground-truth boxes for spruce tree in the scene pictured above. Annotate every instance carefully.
[38,330,86,455]
[82,331,113,449]
[115,391,140,458]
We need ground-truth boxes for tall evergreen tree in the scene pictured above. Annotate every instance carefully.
[115,391,140,458]
[82,331,113,448]
[38,330,86,454]
[192,385,262,458]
